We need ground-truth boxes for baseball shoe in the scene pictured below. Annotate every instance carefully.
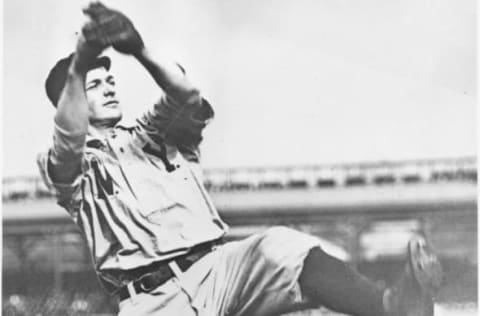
[384,236,443,316]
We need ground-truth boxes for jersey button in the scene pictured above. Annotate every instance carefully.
[119,147,124,153]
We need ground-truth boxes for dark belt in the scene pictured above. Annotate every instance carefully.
[118,240,221,301]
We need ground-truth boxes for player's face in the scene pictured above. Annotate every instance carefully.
[85,67,122,126]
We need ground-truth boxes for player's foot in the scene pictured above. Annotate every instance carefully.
[383,236,443,316]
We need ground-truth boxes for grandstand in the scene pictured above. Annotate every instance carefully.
[3,157,477,315]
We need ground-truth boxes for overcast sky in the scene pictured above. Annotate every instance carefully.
[2,0,477,178]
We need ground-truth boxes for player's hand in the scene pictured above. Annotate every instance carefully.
[74,32,104,69]
[82,1,145,56]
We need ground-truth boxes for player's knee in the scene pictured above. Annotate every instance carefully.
[263,225,295,238]
[260,226,301,247]
[256,226,313,264]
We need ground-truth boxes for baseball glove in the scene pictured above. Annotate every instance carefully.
[82,2,144,55]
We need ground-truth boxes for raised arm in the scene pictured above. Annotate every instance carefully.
[81,2,200,104]
[47,35,103,184]
[82,2,212,161]
[134,48,212,162]
[134,48,200,105]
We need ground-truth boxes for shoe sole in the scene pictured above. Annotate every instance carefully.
[407,236,443,295]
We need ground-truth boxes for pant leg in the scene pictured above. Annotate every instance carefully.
[194,226,323,316]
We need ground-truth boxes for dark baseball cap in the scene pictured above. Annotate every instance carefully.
[45,54,111,107]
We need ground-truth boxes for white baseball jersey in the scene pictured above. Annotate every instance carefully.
[37,92,228,294]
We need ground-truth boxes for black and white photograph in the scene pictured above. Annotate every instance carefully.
[2,0,477,315]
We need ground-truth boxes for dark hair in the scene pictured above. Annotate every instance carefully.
[45,54,111,107]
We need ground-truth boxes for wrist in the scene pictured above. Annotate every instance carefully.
[70,53,92,74]
[133,46,148,61]
[70,54,87,73]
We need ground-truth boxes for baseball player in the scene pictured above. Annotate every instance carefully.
[38,2,442,315]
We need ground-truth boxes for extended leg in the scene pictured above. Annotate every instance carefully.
[298,237,443,316]
[299,246,386,316]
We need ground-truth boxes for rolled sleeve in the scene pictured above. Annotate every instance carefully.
[137,92,214,162]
